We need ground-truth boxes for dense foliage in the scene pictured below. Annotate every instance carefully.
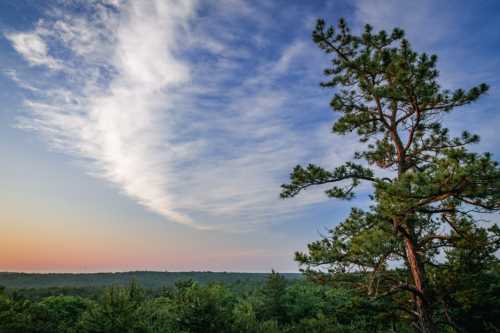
[281,18,500,333]
[1,269,499,332]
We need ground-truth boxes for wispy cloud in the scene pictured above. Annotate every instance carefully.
[9,0,200,227]
[5,32,62,70]
[5,0,372,231]
[5,0,498,233]
[2,0,499,274]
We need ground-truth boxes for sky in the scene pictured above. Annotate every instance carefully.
[1,0,499,273]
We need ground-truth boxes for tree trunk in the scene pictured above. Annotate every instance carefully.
[404,236,434,333]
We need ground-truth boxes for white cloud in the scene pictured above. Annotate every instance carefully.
[8,0,348,231]
[273,41,307,75]
[12,0,200,227]
[5,32,61,70]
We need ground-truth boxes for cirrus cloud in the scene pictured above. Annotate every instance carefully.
[6,0,360,231]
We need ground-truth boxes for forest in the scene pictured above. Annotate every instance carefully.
[0,268,499,332]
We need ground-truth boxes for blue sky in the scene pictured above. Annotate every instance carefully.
[1,0,499,272]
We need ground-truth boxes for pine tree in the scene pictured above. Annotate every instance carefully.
[261,270,287,324]
[281,18,500,333]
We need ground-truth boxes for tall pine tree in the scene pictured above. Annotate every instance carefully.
[281,18,500,333]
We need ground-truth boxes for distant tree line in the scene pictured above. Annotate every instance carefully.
[0,271,299,290]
